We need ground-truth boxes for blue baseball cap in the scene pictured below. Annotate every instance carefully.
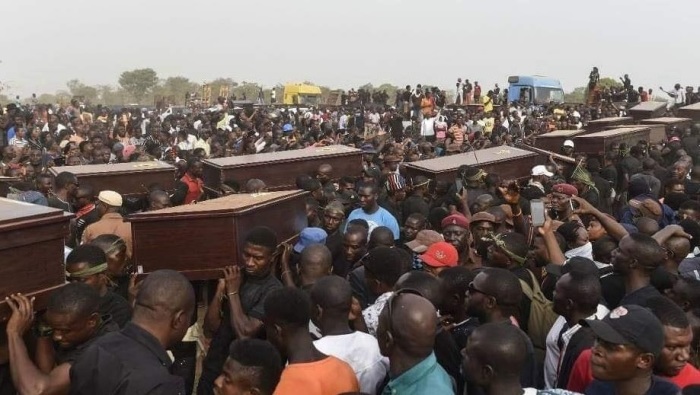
[293,227,328,253]
[283,124,294,133]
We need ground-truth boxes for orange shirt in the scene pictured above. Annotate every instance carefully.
[273,356,359,395]
[180,173,203,205]
[661,363,700,389]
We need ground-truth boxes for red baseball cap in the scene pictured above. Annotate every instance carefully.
[419,241,459,268]
[441,213,470,229]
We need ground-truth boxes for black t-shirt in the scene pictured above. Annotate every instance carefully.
[56,316,119,365]
[100,291,132,329]
[198,274,282,394]
[402,194,430,219]
[48,196,72,212]
[75,208,100,242]
[584,376,679,395]
[619,284,662,308]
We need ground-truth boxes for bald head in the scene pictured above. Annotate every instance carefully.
[299,244,332,281]
[310,275,351,314]
[466,322,527,380]
[134,270,195,322]
[245,178,267,193]
[665,236,691,265]
[395,271,443,308]
[380,293,437,359]
[369,226,395,249]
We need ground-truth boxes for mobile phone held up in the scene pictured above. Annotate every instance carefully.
[530,199,546,227]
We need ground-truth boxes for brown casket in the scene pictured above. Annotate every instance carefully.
[0,199,72,322]
[534,129,588,152]
[573,126,651,157]
[49,161,176,198]
[404,146,539,183]
[640,117,692,135]
[615,124,666,145]
[202,145,363,195]
[126,190,308,280]
[585,116,633,132]
[627,101,667,121]
[678,103,700,122]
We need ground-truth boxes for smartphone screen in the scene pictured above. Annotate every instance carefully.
[455,179,463,194]
[531,199,546,227]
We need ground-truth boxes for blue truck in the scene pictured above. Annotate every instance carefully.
[507,75,565,105]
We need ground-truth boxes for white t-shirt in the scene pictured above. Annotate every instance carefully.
[313,332,389,394]
[421,117,435,137]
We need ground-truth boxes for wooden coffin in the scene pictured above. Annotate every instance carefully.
[126,190,308,280]
[585,116,633,132]
[0,199,72,322]
[678,103,700,122]
[49,161,176,198]
[202,145,363,195]
[404,146,539,183]
[640,117,692,135]
[573,126,651,157]
[534,129,588,152]
[628,101,667,121]
[615,124,666,145]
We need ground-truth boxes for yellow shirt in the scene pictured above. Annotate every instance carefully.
[483,117,495,134]
[481,95,494,114]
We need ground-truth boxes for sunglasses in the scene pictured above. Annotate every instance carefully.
[467,281,495,299]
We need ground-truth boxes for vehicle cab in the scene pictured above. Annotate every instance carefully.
[507,75,564,105]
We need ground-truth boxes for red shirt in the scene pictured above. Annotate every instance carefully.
[180,173,203,205]
[567,349,593,393]
[661,363,700,389]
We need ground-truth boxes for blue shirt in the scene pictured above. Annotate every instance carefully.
[346,206,401,240]
[382,352,454,395]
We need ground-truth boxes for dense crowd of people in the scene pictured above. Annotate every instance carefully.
[3,77,700,395]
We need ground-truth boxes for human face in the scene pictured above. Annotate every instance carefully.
[590,338,648,381]
[66,262,104,293]
[214,358,260,395]
[323,211,343,234]
[572,226,589,247]
[190,162,204,178]
[403,218,423,242]
[343,232,365,263]
[673,164,689,181]
[471,221,495,245]
[241,243,273,278]
[317,168,332,184]
[91,137,104,151]
[465,273,491,321]
[610,235,635,273]
[552,274,572,317]
[105,246,129,278]
[443,225,469,251]
[2,146,16,161]
[486,243,511,268]
[44,310,97,350]
[461,332,487,386]
[550,192,571,212]
[587,219,606,241]
[66,156,82,166]
[656,326,693,377]
[100,148,111,163]
[358,186,377,212]
[29,149,42,166]
[37,177,53,195]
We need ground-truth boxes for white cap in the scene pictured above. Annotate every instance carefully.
[563,140,575,148]
[98,190,123,207]
[532,165,554,177]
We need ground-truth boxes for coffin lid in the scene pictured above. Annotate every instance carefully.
[587,116,633,125]
[406,146,537,172]
[0,198,70,227]
[575,126,650,138]
[49,161,176,176]
[126,190,308,221]
[640,117,692,125]
[536,129,587,138]
[203,145,361,168]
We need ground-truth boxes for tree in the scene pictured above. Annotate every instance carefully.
[118,68,158,103]
[162,76,199,104]
[598,77,623,90]
[564,87,586,103]
[66,79,98,103]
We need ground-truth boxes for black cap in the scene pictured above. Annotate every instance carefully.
[546,256,598,277]
[581,305,664,357]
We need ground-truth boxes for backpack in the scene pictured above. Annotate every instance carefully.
[519,269,559,351]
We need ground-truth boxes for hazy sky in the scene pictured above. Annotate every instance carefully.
[1,0,699,98]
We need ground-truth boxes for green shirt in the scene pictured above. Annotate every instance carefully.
[382,352,454,395]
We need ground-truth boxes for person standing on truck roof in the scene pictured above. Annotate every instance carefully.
[473,82,482,102]
[464,79,473,105]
